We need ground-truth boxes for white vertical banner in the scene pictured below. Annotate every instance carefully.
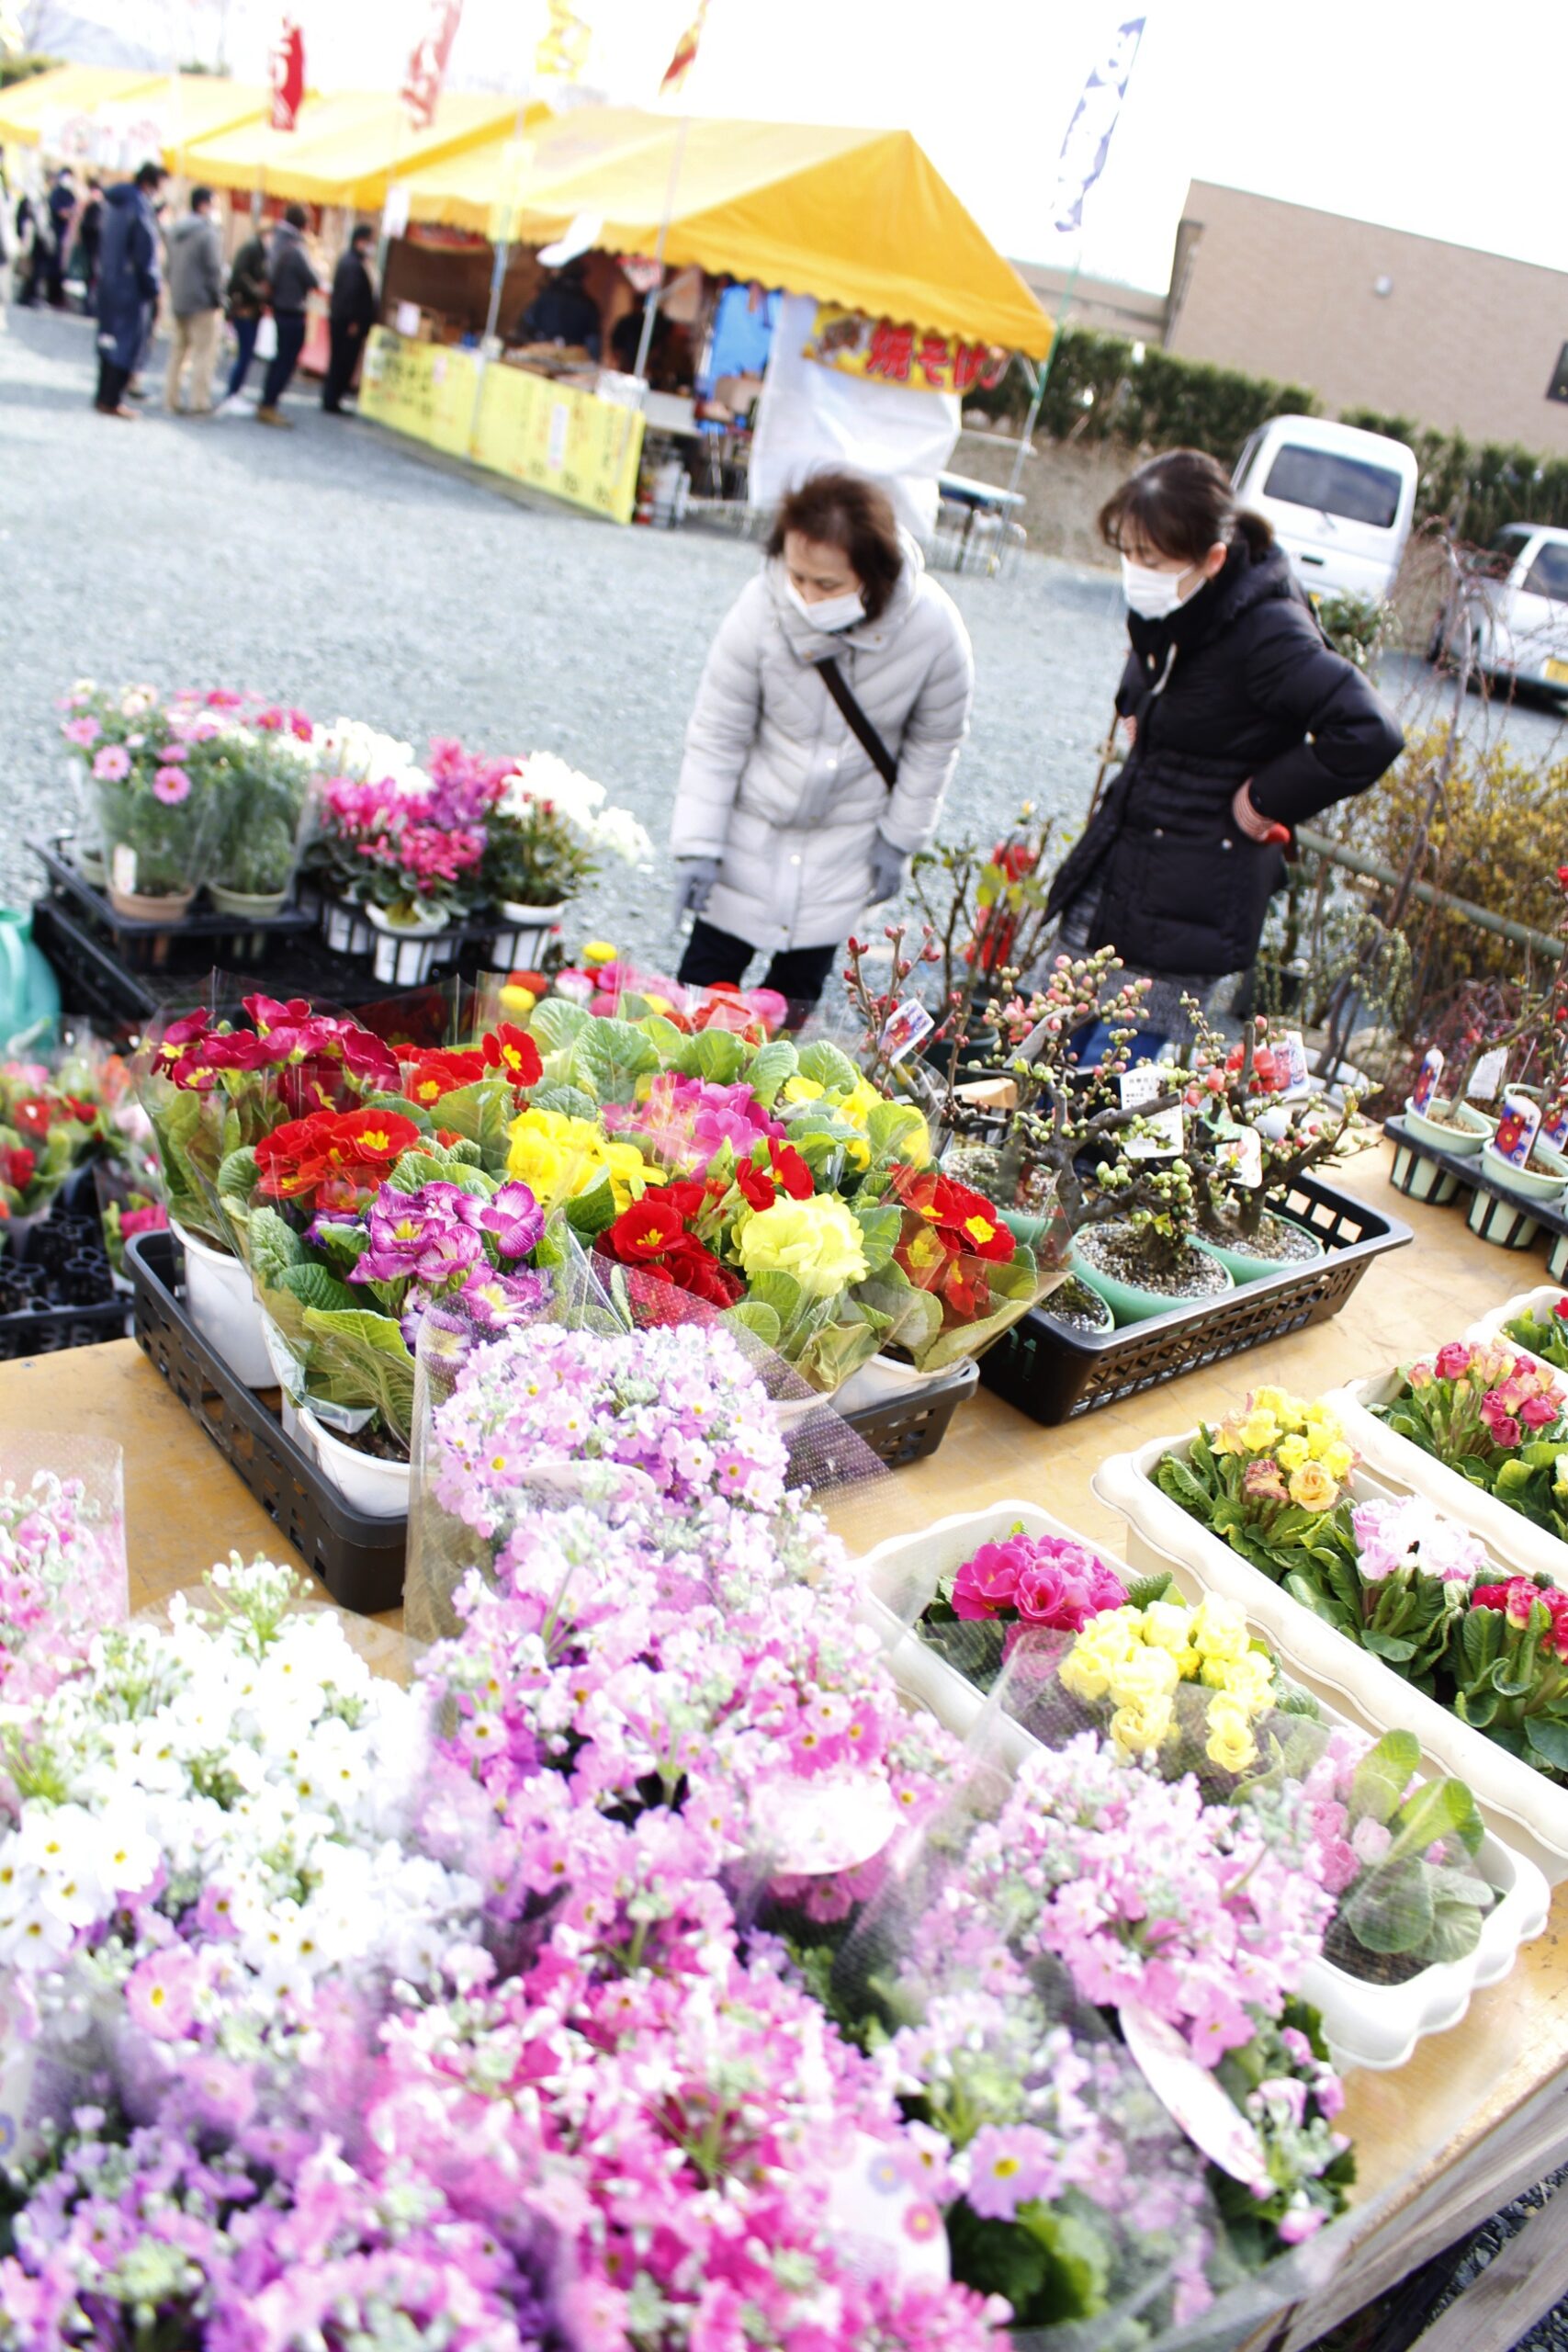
[1047,16,1147,236]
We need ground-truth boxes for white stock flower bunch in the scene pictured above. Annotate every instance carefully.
[311,718,432,799]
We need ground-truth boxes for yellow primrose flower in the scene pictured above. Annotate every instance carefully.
[1208,1652,1277,1715]
[834,1078,882,1127]
[735,1194,869,1299]
[499,983,537,1018]
[1236,1408,1281,1454]
[1275,1433,1310,1474]
[782,1077,825,1105]
[1105,1645,1182,1711]
[1204,1700,1258,1775]
[1316,1439,1356,1483]
[1059,1618,1140,1704]
[581,940,616,966]
[506,1108,649,1213]
[1138,1600,1201,1672]
[1287,1461,1339,1513]
[1190,1595,1250,1664]
[1110,1696,1174,1758]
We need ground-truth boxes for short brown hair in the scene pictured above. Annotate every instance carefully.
[768,469,904,622]
[1100,447,1272,565]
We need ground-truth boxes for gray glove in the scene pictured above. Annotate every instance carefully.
[866,833,909,906]
[672,855,720,922]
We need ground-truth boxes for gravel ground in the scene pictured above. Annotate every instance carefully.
[0,306,1126,975]
[4,305,1562,978]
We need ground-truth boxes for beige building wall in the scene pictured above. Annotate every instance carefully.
[1166,181,1568,454]
[1010,259,1168,345]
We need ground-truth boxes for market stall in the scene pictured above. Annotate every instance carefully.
[0,64,270,176]
[350,105,1051,528]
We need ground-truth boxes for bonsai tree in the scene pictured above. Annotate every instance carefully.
[1178,1012,1374,1250]
[906,808,1059,1098]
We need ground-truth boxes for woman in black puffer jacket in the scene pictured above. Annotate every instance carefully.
[1045,448,1404,1057]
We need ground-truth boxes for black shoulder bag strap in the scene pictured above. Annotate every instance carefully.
[818,655,898,790]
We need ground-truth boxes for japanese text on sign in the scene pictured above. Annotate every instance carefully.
[801,304,1010,395]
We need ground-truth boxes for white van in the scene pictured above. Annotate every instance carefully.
[1434,524,1568,703]
[1231,415,1419,603]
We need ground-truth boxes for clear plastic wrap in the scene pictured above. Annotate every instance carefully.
[0,1434,127,1703]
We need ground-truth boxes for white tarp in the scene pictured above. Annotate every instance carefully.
[749,292,960,540]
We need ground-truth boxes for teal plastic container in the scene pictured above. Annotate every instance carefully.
[0,910,60,1055]
[1069,1231,1235,1328]
[1191,1215,1325,1289]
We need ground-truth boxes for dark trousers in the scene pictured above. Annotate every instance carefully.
[227,313,260,398]
[321,321,361,411]
[95,355,130,412]
[261,310,307,408]
[678,915,838,1029]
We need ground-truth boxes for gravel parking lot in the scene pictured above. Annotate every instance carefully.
[0,308,1128,974]
[4,306,1562,980]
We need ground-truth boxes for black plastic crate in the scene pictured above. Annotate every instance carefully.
[0,1203,128,1361]
[29,837,318,975]
[127,1229,405,1616]
[1384,1115,1568,1249]
[834,1362,977,1470]
[978,1173,1411,1424]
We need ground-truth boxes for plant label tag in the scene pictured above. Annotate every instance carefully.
[1545,1101,1568,1153]
[821,2132,951,2289]
[879,998,935,1064]
[761,1769,898,1875]
[1119,1065,1182,1158]
[1411,1047,1444,1114]
[1120,2000,1270,2188]
[1277,1031,1310,1091]
[110,843,137,898]
[1467,1048,1508,1100]
[1219,1125,1264,1187]
[1495,1090,1543,1169]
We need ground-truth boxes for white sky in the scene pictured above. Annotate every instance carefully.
[205,0,1568,290]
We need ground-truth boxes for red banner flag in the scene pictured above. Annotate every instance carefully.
[269,16,305,132]
[660,0,710,95]
[401,0,465,131]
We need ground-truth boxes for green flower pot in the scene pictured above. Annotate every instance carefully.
[1403,1097,1495,1156]
[1191,1211,1325,1288]
[1481,1138,1568,1205]
[1069,1226,1235,1328]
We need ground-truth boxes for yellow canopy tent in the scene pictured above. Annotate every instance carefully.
[183,88,533,211]
[157,78,271,173]
[400,107,1050,357]
[0,65,162,146]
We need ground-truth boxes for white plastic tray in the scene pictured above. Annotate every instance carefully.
[854,1498,1551,2071]
[1325,1370,1568,1592]
[1465,1283,1567,1380]
[1095,1430,1568,1883]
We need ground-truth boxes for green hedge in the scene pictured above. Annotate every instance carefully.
[978,325,1568,546]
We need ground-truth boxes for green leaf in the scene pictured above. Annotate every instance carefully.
[562,1174,619,1239]
[1341,1857,1432,1955]
[677,1028,747,1086]
[1524,1715,1568,1773]
[723,1299,782,1346]
[851,1198,904,1275]
[529,1082,600,1121]
[742,1038,799,1107]
[299,1306,417,1449]
[216,1146,257,1204]
[569,1015,660,1103]
[428,1078,513,1170]
[277,1261,359,1317]
[638,1013,686,1062]
[1349,1730,1422,1826]
[864,1098,927,1161]
[529,998,590,1054]
[1126,1570,1176,1608]
[795,1039,859,1092]
[248,1205,304,1288]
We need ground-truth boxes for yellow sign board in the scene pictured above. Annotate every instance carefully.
[474,363,645,526]
[358,329,479,458]
[358,330,646,526]
[800,303,1010,397]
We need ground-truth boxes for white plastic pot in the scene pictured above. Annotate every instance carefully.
[367,904,448,987]
[1094,1427,1568,1881]
[321,898,374,956]
[858,1495,1550,2066]
[297,1404,411,1519]
[1465,1285,1568,1382]
[490,900,565,969]
[171,1218,275,1388]
[834,1351,952,1416]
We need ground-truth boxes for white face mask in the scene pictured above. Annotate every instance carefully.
[1120,555,1191,620]
[786,579,864,632]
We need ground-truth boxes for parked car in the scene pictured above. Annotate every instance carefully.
[1431,523,1568,704]
[1231,415,1418,602]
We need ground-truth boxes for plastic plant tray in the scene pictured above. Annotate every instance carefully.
[977,1174,1410,1425]
[0,1204,128,1361]
[127,1229,406,1616]
[1385,1115,1568,1252]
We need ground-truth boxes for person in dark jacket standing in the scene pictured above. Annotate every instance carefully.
[164,186,224,415]
[321,222,377,413]
[44,167,75,306]
[1044,448,1404,1060]
[93,162,165,418]
[256,203,319,426]
[77,179,103,310]
[220,221,269,406]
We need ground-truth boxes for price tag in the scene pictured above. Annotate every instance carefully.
[110,843,137,898]
[1119,1064,1182,1158]
[823,2132,951,2289]
[1545,1102,1568,1153]
[1218,1125,1264,1187]
[879,998,935,1064]
[761,1769,898,1875]
[1495,1090,1543,1169]
[1120,2000,1270,2189]
[1467,1048,1508,1100]
[1411,1047,1444,1114]
[1277,1031,1310,1091]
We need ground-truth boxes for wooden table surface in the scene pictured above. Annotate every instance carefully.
[3,1137,1564,2343]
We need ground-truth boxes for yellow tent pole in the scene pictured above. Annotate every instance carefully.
[631,112,688,382]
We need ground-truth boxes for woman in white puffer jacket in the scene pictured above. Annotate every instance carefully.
[670,469,975,1023]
